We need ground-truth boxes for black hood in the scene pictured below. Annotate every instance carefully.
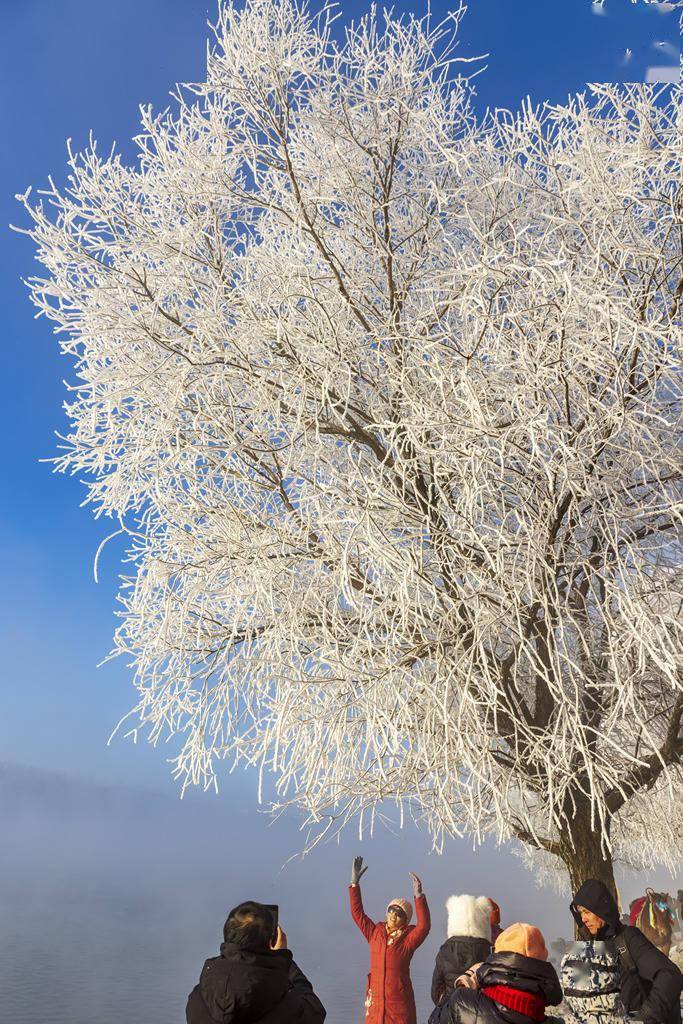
[570,880,620,937]
[478,951,563,1006]
[442,935,493,953]
[190,940,294,1024]
[219,939,293,969]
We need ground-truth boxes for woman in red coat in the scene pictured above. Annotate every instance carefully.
[349,855,431,1024]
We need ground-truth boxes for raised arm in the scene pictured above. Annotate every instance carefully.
[349,856,375,942]
[349,884,376,942]
[405,873,431,952]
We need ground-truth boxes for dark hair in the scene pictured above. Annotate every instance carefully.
[223,901,274,951]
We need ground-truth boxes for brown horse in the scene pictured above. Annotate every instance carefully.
[629,889,677,956]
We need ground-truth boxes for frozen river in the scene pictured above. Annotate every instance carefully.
[3,761,673,1024]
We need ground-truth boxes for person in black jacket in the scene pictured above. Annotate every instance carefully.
[571,879,683,1024]
[433,922,563,1024]
[186,900,326,1024]
[431,895,493,1006]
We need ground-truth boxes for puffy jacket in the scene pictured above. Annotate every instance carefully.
[571,880,682,1024]
[434,951,562,1024]
[561,939,627,1024]
[432,937,493,1005]
[186,940,326,1024]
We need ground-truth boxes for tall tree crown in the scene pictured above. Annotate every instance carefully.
[18,0,682,880]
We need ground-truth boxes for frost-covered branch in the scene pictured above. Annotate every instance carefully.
[16,0,682,882]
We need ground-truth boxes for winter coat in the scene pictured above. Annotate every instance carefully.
[571,880,682,1024]
[432,895,493,1005]
[561,939,627,1024]
[349,883,431,1024]
[186,940,326,1024]
[432,937,494,1005]
[434,951,563,1024]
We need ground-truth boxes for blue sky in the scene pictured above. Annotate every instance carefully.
[1,0,681,824]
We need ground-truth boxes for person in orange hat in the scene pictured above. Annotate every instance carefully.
[431,923,562,1024]
[349,856,431,1024]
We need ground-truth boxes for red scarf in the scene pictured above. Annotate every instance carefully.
[481,985,547,1022]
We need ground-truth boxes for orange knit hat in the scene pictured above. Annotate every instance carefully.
[494,923,548,961]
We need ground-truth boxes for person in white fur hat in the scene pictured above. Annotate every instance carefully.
[349,855,431,1024]
[431,895,494,1007]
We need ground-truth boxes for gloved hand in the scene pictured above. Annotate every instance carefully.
[351,856,368,886]
[455,965,482,990]
[409,872,423,898]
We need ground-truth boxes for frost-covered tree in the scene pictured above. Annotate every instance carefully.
[17,0,682,893]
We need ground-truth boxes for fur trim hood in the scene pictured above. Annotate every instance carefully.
[446,894,493,940]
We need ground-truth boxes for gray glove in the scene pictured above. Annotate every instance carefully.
[351,856,368,886]
[409,872,423,898]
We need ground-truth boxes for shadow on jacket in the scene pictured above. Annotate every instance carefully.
[571,880,682,1024]
[433,951,563,1024]
[186,940,326,1024]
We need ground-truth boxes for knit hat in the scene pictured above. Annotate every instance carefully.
[386,897,413,925]
[494,923,548,961]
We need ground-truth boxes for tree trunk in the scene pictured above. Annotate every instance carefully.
[559,800,618,931]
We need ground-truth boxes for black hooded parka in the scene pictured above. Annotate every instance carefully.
[186,940,326,1024]
[434,951,563,1024]
[571,880,682,1024]
[431,936,493,1005]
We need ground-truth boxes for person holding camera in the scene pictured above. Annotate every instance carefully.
[186,900,326,1024]
[349,855,431,1024]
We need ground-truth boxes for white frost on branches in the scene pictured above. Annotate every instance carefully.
[17,0,682,875]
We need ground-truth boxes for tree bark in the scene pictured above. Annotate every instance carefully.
[559,799,617,909]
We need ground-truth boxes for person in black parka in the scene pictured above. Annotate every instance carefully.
[186,901,326,1024]
[433,922,563,1024]
[571,880,683,1024]
[431,895,493,1006]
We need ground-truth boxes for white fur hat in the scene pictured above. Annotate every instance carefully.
[445,894,492,940]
